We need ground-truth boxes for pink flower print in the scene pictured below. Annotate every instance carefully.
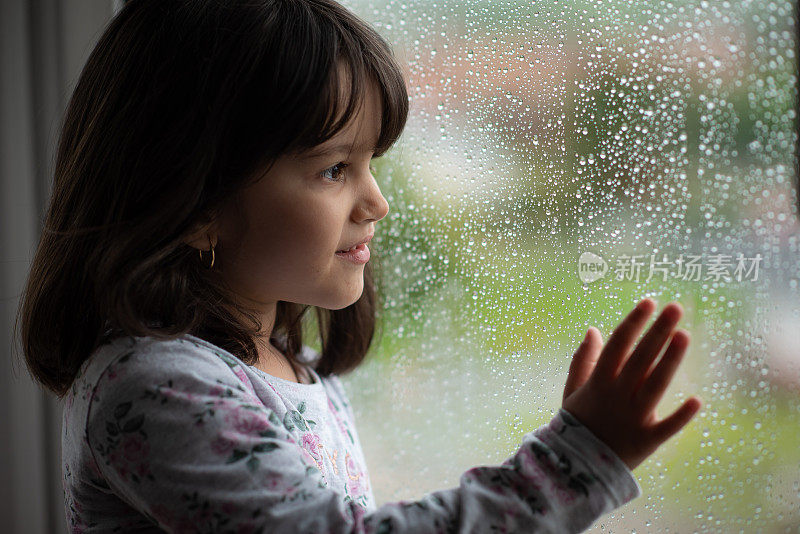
[210,432,237,456]
[209,385,224,397]
[301,432,321,456]
[224,406,271,435]
[265,477,283,492]
[232,365,248,383]
[70,522,86,534]
[513,449,555,498]
[300,432,325,474]
[526,459,576,506]
[107,448,129,479]
[553,486,576,506]
[106,433,152,482]
[121,433,149,463]
[232,366,258,397]
[345,452,366,496]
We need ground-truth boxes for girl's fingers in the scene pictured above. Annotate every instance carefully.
[616,302,683,392]
[563,327,602,402]
[650,396,702,444]
[593,298,656,381]
[633,329,690,414]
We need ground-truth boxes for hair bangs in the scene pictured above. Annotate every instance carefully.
[280,6,408,159]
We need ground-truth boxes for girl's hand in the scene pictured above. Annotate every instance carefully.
[561,298,702,471]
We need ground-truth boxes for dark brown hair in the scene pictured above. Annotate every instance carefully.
[15,0,408,398]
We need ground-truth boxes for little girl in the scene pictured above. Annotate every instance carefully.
[18,0,702,532]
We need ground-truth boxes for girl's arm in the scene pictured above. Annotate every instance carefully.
[85,343,640,533]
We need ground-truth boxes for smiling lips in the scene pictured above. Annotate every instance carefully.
[336,233,374,253]
[335,243,370,264]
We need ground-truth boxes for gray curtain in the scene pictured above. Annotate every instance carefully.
[0,2,119,532]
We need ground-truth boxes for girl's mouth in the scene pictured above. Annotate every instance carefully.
[335,243,370,264]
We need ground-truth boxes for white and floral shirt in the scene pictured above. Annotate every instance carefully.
[62,333,641,533]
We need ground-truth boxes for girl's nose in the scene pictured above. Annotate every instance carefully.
[356,169,390,222]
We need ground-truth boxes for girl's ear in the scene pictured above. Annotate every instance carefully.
[183,229,217,251]
[182,213,220,251]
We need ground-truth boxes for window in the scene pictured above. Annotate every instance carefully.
[341,0,800,529]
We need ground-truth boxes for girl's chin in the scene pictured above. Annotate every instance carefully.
[312,284,364,311]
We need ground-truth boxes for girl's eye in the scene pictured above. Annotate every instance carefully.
[321,162,348,182]
[319,161,377,182]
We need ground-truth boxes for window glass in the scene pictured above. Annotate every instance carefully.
[337,0,800,529]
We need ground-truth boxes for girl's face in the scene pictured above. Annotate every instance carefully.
[212,81,389,314]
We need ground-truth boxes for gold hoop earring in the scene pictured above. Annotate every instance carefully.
[198,234,215,269]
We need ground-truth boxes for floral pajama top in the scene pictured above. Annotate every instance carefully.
[62,333,641,533]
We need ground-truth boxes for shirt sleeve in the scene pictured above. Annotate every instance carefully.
[86,344,641,533]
